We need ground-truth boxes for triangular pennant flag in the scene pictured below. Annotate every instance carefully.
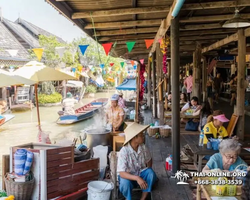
[110,63,114,67]
[140,59,144,64]
[55,47,65,59]
[133,65,137,70]
[130,60,135,66]
[144,39,154,49]
[6,50,18,57]
[102,43,113,56]
[120,62,125,68]
[100,64,105,69]
[126,41,136,52]
[32,48,43,61]
[72,68,76,72]
[79,45,89,56]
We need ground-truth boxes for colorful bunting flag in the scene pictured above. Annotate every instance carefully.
[55,47,65,58]
[32,48,44,61]
[72,68,76,73]
[120,62,125,68]
[100,64,105,68]
[6,50,18,57]
[102,43,113,56]
[140,59,144,64]
[130,60,135,66]
[133,65,137,70]
[144,39,154,49]
[79,45,89,56]
[110,63,114,67]
[126,41,136,52]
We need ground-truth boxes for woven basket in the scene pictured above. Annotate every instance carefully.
[5,175,35,200]
[147,127,159,136]
[159,127,171,138]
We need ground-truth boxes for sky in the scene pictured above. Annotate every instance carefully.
[0,0,85,42]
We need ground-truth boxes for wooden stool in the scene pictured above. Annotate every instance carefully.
[113,135,125,151]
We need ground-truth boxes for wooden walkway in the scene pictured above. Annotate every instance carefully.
[143,110,199,200]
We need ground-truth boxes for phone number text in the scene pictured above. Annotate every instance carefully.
[194,179,242,185]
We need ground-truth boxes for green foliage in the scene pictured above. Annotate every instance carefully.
[85,84,97,94]
[38,92,62,104]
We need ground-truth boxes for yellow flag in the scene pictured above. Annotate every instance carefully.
[32,48,44,61]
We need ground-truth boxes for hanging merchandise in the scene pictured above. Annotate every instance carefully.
[160,37,170,74]
[149,57,152,62]
[139,64,146,101]
[102,43,113,56]
[144,39,154,49]
[126,41,136,52]
[79,45,89,56]
[32,48,44,61]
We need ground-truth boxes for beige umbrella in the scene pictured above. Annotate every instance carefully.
[0,70,36,87]
[14,61,77,128]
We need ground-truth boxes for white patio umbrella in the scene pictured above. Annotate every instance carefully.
[14,61,77,128]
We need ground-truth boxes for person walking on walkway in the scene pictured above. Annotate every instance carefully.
[206,76,214,110]
[213,73,223,103]
[184,70,193,101]
[230,74,237,106]
[117,122,157,200]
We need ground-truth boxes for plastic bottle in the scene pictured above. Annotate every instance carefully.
[207,141,212,149]
[154,121,159,126]
[166,156,169,170]
[168,155,173,171]
[199,129,204,147]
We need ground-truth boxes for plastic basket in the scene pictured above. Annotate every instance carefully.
[147,127,159,136]
[5,175,35,200]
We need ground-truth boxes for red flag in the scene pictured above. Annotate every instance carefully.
[144,39,154,49]
[102,43,113,56]
[130,60,135,66]
[140,59,144,64]
[110,63,114,67]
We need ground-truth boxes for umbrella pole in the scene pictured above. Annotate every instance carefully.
[35,84,41,130]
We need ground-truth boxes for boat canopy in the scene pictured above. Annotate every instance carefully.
[116,78,136,91]
[66,80,83,88]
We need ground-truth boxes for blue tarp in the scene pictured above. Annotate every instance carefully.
[116,78,136,91]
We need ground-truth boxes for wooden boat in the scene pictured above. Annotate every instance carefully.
[0,114,15,126]
[56,98,108,125]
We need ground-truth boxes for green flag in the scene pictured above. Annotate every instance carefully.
[126,41,136,52]
[120,62,125,68]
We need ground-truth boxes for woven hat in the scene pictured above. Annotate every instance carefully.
[123,122,150,145]
[118,91,123,96]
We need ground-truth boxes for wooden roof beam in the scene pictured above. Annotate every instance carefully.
[72,1,250,19]
[94,27,158,36]
[181,23,222,31]
[98,34,155,42]
[180,29,237,37]
[85,20,161,29]
[180,34,228,41]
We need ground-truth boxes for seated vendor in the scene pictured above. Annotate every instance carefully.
[202,139,250,172]
[180,93,188,105]
[203,110,229,144]
[106,94,125,132]
[62,92,78,115]
[181,96,201,114]
[117,122,157,200]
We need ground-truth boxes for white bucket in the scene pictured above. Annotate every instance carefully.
[87,181,114,200]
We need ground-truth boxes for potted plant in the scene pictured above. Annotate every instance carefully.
[85,85,97,98]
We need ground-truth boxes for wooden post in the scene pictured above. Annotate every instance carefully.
[147,61,152,109]
[202,57,208,102]
[193,42,202,100]
[171,15,180,173]
[168,61,171,93]
[2,155,10,190]
[152,52,157,118]
[2,87,6,102]
[135,63,141,123]
[62,80,67,99]
[109,152,117,200]
[236,29,246,140]
[156,43,164,125]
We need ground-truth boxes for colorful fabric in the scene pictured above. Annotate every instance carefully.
[203,122,228,144]
[117,143,151,176]
[119,168,157,200]
[106,105,124,128]
[23,151,34,175]
[14,149,27,175]
[118,97,126,109]
[206,153,247,171]
[184,76,193,93]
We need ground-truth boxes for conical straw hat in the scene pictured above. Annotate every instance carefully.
[124,122,150,145]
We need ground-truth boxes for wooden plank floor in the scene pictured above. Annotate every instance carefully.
[143,110,198,200]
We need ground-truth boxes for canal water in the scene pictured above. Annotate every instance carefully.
[0,91,114,188]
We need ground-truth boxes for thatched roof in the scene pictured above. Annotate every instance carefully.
[0,21,30,62]
[46,0,250,64]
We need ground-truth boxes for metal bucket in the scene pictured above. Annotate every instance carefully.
[85,128,111,148]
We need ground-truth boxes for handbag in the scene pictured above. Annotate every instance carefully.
[185,119,199,131]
